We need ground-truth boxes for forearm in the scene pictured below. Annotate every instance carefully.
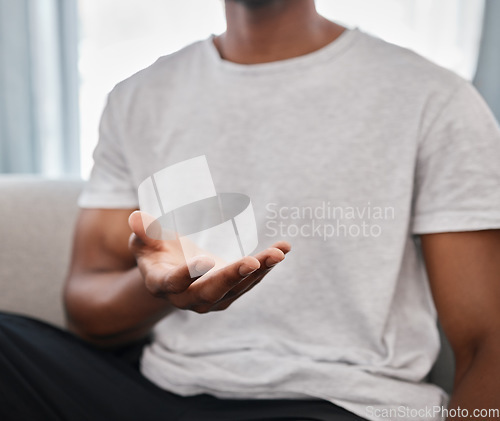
[64,267,173,347]
[447,335,500,420]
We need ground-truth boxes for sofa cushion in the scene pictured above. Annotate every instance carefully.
[0,176,83,327]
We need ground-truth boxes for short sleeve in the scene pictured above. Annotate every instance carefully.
[78,88,139,209]
[412,81,500,234]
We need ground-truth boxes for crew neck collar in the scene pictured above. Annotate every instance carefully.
[204,28,361,75]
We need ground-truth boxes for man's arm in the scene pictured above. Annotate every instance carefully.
[64,209,290,348]
[63,209,174,347]
[421,229,500,419]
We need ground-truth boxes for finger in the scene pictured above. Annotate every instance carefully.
[188,256,260,304]
[269,241,292,255]
[148,255,216,296]
[188,255,216,278]
[128,211,160,246]
[215,246,288,303]
[253,246,286,269]
[211,270,270,311]
[216,258,278,305]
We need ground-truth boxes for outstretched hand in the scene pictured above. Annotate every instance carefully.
[128,211,291,313]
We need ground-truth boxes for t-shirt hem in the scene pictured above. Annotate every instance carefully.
[412,212,500,234]
[78,191,139,209]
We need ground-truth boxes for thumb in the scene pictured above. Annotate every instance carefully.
[129,210,160,245]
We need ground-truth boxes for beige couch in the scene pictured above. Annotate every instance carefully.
[0,176,455,394]
[0,176,83,327]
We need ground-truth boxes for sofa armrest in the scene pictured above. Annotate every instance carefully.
[0,176,84,327]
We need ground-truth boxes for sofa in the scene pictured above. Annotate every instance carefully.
[0,176,455,394]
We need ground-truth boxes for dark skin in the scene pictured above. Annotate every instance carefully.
[422,231,500,419]
[214,0,345,64]
[64,0,500,418]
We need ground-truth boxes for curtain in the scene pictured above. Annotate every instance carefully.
[0,0,79,175]
[474,0,500,121]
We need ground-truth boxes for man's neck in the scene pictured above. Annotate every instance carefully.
[214,0,345,64]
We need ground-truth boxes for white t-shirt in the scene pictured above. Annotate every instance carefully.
[79,29,500,420]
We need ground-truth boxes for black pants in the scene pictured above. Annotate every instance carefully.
[0,312,365,421]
